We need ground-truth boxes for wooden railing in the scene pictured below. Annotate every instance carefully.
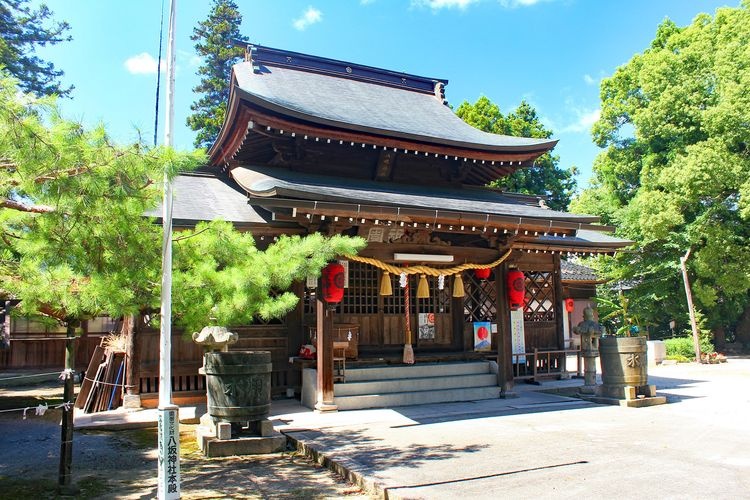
[512,347,581,381]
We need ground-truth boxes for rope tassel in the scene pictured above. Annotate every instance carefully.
[416,274,430,299]
[453,273,465,298]
[380,271,393,296]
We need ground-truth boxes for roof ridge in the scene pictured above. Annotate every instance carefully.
[247,44,448,95]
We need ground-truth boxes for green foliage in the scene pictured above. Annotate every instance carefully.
[171,221,366,334]
[592,290,649,336]
[0,72,202,325]
[1,72,366,333]
[665,337,697,360]
[455,97,577,210]
[0,0,72,97]
[186,0,248,149]
[572,4,750,338]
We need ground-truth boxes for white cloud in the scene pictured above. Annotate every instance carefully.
[124,52,163,75]
[583,74,596,85]
[293,6,323,30]
[562,108,601,133]
[360,0,376,4]
[412,0,479,10]
[499,0,554,7]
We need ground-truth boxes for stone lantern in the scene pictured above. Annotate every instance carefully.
[574,307,601,394]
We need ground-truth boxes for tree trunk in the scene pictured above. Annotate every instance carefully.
[735,304,750,348]
[712,326,726,351]
[124,314,139,396]
[58,322,76,491]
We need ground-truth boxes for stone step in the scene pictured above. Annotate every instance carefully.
[342,361,491,382]
[334,373,497,397]
[333,386,501,411]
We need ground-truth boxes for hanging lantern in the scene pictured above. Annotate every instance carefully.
[565,298,575,313]
[416,274,430,298]
[507,269,525,310]
[321,262,345,304]
[474,268,491,280]
[380,271,393,296]
[452,273,465,298]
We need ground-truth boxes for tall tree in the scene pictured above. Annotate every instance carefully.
[456,97,578,210]
[0,0,72,97]
[187,0,248,150]
[571,3,750,346]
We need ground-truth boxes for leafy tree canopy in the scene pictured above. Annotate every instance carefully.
[0,72,201,325]
[172,222,365,334]
[186,0,247,150]
[571,2,750,341]
[456,96,578,210]
[1,72,366,332]
[0,0,72,97]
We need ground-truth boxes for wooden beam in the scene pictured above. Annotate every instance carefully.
[496,262,515,396]
[315,298,337,412]
[553,254,565,351]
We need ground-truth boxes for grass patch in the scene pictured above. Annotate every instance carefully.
[117,423,202,459]
[0,475,111,499]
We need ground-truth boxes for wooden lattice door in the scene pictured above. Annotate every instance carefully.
[523,271,558,349]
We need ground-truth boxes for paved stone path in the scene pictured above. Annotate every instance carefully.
[275,358,750,499]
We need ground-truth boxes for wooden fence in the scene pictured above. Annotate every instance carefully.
[512,347,582,381]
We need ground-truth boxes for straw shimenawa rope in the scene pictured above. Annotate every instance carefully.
[343,248,513,276]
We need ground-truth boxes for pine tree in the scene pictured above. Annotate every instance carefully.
[0,0,72,97]
[187,0,248,150]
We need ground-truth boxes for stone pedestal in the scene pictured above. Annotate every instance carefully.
[586,336,666,407]
[195,412,286,457]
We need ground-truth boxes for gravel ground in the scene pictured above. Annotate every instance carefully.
[0,382,372,499]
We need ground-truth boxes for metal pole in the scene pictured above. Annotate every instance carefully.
[157,0,180,498]
[680,249,702,363]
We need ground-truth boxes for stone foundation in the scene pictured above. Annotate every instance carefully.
[195,413,286,457]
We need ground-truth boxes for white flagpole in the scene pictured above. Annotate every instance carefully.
[158,0,180,498]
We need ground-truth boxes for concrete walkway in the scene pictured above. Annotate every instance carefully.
[272,359,750,499]
[71,359,750,498]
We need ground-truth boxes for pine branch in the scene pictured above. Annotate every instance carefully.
[0,197,56,213]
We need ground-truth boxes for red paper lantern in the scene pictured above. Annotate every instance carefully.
[565,298,575,313]
[474,268,491,280]
[321,262,345,304]
[507,269,525,311]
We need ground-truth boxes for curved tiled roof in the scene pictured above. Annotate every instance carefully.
[231,165,598,223]
[230,45,557,154]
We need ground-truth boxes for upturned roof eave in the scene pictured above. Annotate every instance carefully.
[234,87,558,154]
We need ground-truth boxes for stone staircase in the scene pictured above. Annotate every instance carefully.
[301,361,500,410]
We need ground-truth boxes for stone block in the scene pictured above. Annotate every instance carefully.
[258,419,274,437]
[623,386,637,400]
[122,394,142,409]
[217,422,232,440]
[204,433,287,457]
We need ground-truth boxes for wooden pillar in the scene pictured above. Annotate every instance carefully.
[315,297,337,412]
[553,255,565,350]
[495,262,515,397]
[553,254,570,378]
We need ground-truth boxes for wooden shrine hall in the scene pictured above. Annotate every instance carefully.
[164,44,629,411]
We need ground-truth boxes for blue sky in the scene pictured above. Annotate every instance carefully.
[36,0,735,188]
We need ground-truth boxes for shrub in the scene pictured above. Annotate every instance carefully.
[666,354,692,363]
[665,337,697,360]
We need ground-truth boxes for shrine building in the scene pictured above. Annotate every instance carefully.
[148,44,627,411]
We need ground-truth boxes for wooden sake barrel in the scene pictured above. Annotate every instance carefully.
[599,336,648,387]
[204,351,272,423]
